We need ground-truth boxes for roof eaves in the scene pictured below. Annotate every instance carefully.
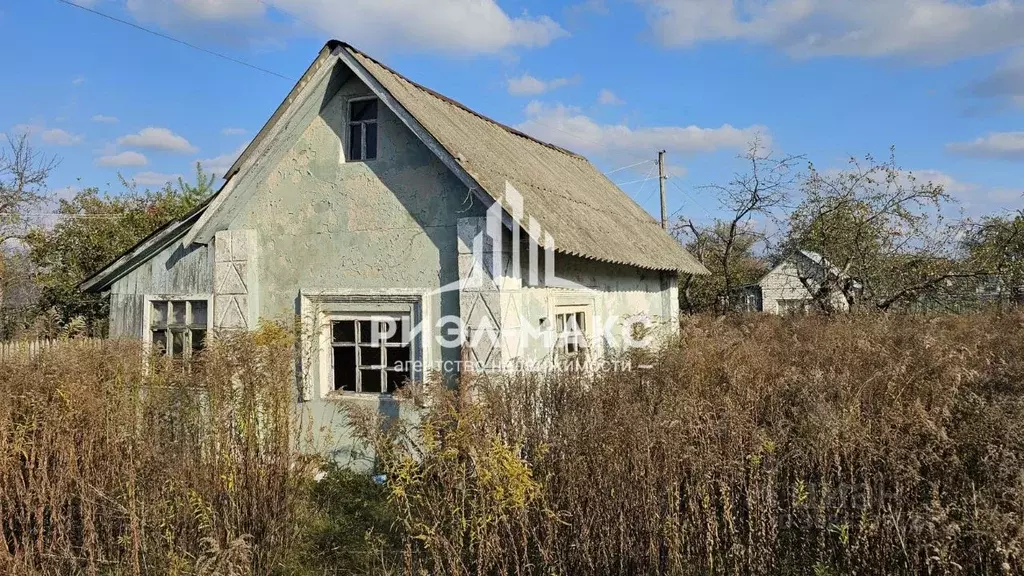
[78,199,211,293]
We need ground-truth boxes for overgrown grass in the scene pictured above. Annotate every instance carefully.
[0,326,315,575]
[353,312,1024,575]
[3,312,1023,575]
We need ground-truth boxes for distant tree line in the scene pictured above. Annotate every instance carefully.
[676,137,1024,314]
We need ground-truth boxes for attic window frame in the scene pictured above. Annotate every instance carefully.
[347,96,379,162]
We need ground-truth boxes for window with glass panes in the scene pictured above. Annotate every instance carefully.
[347,98,378,161]
[330,316,411,394]
[554,308,588,356]
[150,300,209,358]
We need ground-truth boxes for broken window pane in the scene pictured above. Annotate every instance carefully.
[350,99,378,121]
[191,300,208,327]
[364,123,378,160]
[389,345,411,370]
[191,329,207,352]
[386,318,406,344]
[386,370,407,394]
[152,330,167,354]
[334,347,356,392]
[333,320,356,344]
[349,124,363,161]
[361,345,383,367]
[171,331,186,358]
[358,320,375,344]
[361,369,383,394]
[151,301,167,328]
[171,302,187,326]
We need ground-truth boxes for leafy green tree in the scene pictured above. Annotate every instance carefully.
[960,210,1024,305]
[27,165,214,334]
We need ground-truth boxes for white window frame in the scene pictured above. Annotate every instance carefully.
[346,96,379,162]
[300,291,428,401]
[325,312,417,396]
[142,294,214,358]
[550,301,595,366]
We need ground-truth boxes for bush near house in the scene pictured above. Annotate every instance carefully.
[2,312,1024,575]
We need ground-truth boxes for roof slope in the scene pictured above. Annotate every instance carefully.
[346,46,707,274]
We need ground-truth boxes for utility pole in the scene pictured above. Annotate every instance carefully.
[658,150,667,230]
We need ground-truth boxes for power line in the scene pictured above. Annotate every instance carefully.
[668,178,716,221]
[604,159,655,176]
[54,0,293,81]
[634,163,659,205]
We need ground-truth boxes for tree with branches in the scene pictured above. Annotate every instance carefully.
[0,134,58,332]
[674,137,802,313]
[781,149,1000,313]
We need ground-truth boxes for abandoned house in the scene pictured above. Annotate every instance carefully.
[734,250,855,314]
[81,40,707,460]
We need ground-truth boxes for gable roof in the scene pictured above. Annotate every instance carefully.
[82,41,706,293]
[756,249,861,289]
[342,45,706,274]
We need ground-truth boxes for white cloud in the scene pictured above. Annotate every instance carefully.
[198,143,248,178]
[127,0,265,20]
[12,123,42,136]
[132,171,184,187]
[40,128,83,147]
[507,73,578,96]
[971,49,1024,108]
[639,0,1024,62]
[946,132,1024,160]
[96,151,148,167]
[221,127,248,136]
[72,75,86,86]
[906,169,975,195]
[597,88,624,105]
[92,114,120,124]
[127,0,567,54]
[117,127,198,154]
[516,101,767,160]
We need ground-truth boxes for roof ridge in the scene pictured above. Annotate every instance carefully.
[337,41,586,161]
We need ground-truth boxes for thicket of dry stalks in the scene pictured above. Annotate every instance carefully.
[0,325,313,575]
[3,313,1023,575]
[353,312,1024,576]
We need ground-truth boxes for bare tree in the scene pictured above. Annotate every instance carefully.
[0,134,58,320]
[674,136,803,313]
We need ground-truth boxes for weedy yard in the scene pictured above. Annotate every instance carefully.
[2,313,1023,575]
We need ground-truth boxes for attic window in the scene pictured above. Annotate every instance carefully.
[348,98,378,161]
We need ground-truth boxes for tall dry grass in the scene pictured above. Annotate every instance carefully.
[0,325,313,576]
[353,312,1024,576]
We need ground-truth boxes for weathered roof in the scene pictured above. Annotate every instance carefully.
[82,40,707,293]
[344,45,707,274]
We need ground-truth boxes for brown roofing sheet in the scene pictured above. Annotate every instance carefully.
[347,47,707,275]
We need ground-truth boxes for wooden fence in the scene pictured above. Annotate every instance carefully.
[0,338,105,362]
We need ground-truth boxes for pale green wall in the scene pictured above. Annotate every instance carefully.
[103,66,680,467]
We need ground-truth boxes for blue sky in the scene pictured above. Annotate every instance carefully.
[1,0,1022,224]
